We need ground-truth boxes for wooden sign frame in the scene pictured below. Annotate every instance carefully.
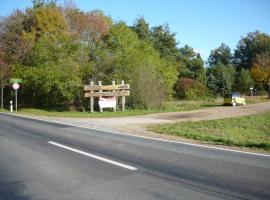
[84,80,130,112]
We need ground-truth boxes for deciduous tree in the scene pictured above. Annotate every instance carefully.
[251,52,270,97]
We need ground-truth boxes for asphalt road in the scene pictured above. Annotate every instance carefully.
[0,113,269,200]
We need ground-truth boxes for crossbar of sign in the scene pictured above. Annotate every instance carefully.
[84,84,130,91]
[85,91,130,97]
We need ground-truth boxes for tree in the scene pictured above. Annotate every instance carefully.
[251,52,270,97]
[234,31,270,70]
[208,43,232,67]
[131,16,150,41]
[179,45,206,82]
[0,50,11,109]
[206,64,236,96]
[0,10,33,65]
[150,24,180,62]
[238,69,254,93]
[64,9,112,46]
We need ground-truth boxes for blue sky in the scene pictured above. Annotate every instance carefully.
[0,0,269,60]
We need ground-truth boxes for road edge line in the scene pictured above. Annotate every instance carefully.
[1,112,270,158]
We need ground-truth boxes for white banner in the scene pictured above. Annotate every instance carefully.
[99,97,116,108]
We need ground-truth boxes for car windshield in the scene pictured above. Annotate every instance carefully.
[225,94,232,98]
[232,93,240,97]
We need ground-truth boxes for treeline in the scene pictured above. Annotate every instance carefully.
[0,0,269,111]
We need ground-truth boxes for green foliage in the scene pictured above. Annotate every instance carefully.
[208,43,232,66]
[234,31,270,70]
[238,69,254,93]
[175,77,210,100]
[14,63,81,108]
[150,24,180,62]
[132,16,150,41]
[129,65,166,108]
[206,64,236,95]
[179,45,206,83]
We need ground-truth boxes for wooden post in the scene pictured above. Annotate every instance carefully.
[121,80,125,111]
[98,81,103,112]
[90,81,94,113]
[112,80,116,112]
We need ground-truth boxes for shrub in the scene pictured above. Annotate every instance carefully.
[128,65,166,109]
[175,77,210,100]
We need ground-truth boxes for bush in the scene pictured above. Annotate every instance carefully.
[128,65,166,109]
[14,63,82,109]
[175,77,210,100]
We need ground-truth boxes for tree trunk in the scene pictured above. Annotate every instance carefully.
[268,84,270,99]
[268,78,270,99]
[1,70,3,109]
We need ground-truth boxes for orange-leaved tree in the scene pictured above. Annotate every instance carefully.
[251,52,270,97]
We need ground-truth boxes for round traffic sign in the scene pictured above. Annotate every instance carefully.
[12,83,20,90]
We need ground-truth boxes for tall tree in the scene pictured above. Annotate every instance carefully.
[234,31,270,70]
[238,69,254,93]
[208,43,232,67]
[251,52,270,97]
[131,16,150,41]
[206,64,236,95]
[0,49,11,109]
[150,23,180,62]
[179,45,206,82]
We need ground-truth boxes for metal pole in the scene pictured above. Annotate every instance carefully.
[15,89,17,112]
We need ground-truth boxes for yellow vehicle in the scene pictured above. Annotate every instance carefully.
[223,92,246,106]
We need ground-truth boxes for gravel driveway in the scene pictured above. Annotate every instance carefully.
[20,101,270,138]
[12,101,270,152]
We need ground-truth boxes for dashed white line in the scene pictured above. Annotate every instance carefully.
[48,141,137,171]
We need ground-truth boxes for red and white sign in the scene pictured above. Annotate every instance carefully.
[12,83,20,90]
[99,97,116,108]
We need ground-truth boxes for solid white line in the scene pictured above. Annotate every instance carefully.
[1,112,270,158]
[48,141,137,171]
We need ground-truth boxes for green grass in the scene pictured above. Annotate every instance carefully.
[16,108,157,118]
[1,97,268,118]
[149,112,270,151]
[3,99,223,118]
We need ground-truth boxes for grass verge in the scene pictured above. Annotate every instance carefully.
[11,99,223,118]
[149,112,270,151]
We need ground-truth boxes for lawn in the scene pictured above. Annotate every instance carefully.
[0,99,223,118]
[149,112,270,151]
[0,96,268,118]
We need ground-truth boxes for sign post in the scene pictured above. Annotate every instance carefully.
[250,87,254,102]
[10,78,22,112]
[12,83,20,112]
[10,100,13,112]
[84,81,130,112]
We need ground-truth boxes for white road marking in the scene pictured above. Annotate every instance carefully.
[48,141,137,171]
[2,112,270,158]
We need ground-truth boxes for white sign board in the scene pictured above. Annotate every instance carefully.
[12,83,20,90]
[99,97,116,109]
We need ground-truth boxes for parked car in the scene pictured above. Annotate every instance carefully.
[223,92,246,106]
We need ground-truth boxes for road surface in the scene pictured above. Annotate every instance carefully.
[0,113,269,200]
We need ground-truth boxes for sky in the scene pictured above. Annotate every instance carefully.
[0,0,269,60]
